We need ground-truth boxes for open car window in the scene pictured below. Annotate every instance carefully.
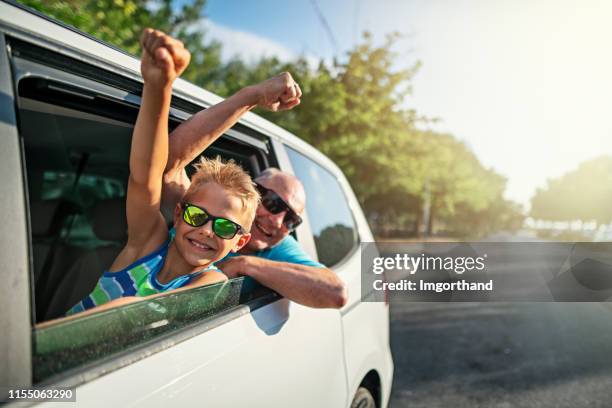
[12,41,279,385]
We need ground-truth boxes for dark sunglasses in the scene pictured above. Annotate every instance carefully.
[255,183,303,230]
[181,203,244,240]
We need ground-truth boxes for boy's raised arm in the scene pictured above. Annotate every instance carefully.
[123,29,191,251]
[162,73,302,213]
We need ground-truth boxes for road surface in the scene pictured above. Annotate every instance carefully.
[387,233,612,408]
[389,301,612,407]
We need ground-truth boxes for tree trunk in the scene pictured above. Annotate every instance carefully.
[428,205,436,237]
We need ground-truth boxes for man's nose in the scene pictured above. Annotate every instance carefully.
[267,211,286,229]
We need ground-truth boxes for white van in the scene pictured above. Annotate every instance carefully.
[0,1,393,406]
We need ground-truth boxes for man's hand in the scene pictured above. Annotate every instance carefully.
[216,256,250,279]
[140,28,191,89]
[253,72,302,112]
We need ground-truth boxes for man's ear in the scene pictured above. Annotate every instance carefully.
[232,233,251,253]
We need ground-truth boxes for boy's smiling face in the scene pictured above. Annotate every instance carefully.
[173,182,251,268]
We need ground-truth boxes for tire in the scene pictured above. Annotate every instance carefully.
[350,387,376,408]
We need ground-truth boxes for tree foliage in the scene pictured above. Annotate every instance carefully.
[531,156,612,225]
[18,0,223,85]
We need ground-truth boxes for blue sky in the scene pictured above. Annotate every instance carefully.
[205,0,353,60]
[195,0,612,208]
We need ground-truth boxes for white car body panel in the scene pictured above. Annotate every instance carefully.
[37,301,347,408]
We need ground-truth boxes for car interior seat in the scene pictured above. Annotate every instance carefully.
[38,197,127,322]
[32,198,92,322]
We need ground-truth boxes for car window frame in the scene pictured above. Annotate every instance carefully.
[269,138,321,263]
[280,143,361,269]
[0,31,32,398]
[8,35,285,389]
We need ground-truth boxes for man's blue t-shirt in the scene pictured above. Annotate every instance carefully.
[224,235,324,268]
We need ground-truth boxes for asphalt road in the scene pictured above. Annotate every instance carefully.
[388,297,612,407]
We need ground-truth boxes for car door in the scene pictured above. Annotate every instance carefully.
[281,142,394,406]
[3,29,348,407]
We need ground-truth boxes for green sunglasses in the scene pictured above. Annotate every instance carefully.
[181,202,244,240]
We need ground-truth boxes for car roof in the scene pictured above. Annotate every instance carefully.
[0,0,343,179]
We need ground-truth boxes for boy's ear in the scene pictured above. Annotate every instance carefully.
[173,202,182,226]
[232,233,251,253]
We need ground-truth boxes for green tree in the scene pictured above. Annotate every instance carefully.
[531,155,612,225]
[17,0,222,86]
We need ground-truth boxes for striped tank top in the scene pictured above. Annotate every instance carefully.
[67,238,219,315]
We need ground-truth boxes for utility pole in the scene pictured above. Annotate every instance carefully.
[423,178,431,239]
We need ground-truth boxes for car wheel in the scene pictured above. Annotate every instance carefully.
[350,387,376,408]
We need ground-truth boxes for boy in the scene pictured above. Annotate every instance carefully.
[67,29,259,316]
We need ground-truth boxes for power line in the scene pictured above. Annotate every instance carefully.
[353,0,361,46]
[309,0,339,58]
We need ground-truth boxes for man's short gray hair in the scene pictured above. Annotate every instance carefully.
[254,167,307,214]
[255,167,283,182]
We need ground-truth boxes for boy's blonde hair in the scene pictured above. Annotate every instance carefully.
[185,157,260,231]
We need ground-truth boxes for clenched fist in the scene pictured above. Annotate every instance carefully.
[140,28,191,89]
[254,72,302,112]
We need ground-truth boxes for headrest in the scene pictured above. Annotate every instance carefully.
[30,199,62,237]
[92,198,127,242]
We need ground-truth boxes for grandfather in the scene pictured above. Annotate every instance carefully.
[162,73,347,308]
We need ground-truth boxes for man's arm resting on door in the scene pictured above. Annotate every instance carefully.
[218,256,348,309]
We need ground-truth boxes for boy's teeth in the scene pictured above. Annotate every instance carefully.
[190,239,210,249]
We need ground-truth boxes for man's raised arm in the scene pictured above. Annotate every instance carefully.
[162,73,302,212]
